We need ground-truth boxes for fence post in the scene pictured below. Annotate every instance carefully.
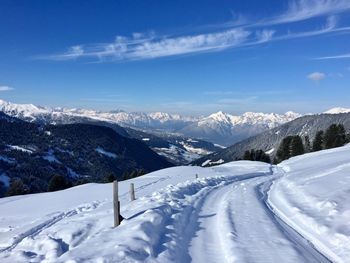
[113,180,120,227]
[130,183,135,201]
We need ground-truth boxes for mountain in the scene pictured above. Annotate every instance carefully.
[179,111,301,146]
[0,100,222,164]
[0,99,301,146]
[0,113,172,196]
[193,112,350,167]
[324,107,350,114]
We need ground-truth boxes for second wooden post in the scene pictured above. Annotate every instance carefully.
[113,180,120,227]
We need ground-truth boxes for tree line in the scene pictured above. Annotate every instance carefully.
[275,123,348,163]
[242,123,348,164]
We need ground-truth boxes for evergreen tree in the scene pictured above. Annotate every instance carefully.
[290,136,305,157]
[304,135,311,152]
[276,136,293,162]
[255,149,271,163]
[6,178,28,196]
[312,130,324,151]
[104,173,116,183]
[47,175,68,192]
[324,124,346,149]
[241,149,270,163]
[243,150,251,160]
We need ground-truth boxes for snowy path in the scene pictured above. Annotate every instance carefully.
[188,174,328,263]
[1,151,349,262]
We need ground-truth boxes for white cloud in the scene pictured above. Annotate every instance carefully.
[255,29,275,43]
[316,53,350,60]
[0,86,14,91]
[307,72,326,81]
[264,0,350,25]
[47,28,251,61]
[39,0,350,62]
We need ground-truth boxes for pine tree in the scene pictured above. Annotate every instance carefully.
[276,136,293,162]
[6,178,28,196]
[324,124,346,149]
[304,135,311,152]
[334,124,346,147]
[104,173,116,183]
[290,136,305,157]
[243,150,251,160]
[312,130,324,151]
[242,149,270,163]
[47,175,68,192]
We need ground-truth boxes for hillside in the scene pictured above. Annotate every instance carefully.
[193,112,350,166]
[0,113,172,196]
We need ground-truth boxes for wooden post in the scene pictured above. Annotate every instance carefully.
[130,183,135,201]
[113,180,120,227]
[195,174,198,179]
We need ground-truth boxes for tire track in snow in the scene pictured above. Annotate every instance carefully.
[188,173,329,262]
[258,180,331,263]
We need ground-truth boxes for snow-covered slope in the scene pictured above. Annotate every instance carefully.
[1,145,350,262]
[324,107,350,114]
[269,145,350,262]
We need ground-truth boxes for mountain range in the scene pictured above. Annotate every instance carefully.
[193,112,350,167]
[0,99,304,146]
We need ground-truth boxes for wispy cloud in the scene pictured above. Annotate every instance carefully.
[262,0,350,26]
[38,0,350,62]
[0,86,14,91]
[307,72,326,81]
[44,29,251,62]
[315,53,350,60]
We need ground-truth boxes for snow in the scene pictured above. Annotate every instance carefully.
[153,144,200,164]
[95,147,117,158]
[324,107,350,114]
[0,99,301,136]
[1,145,350,262]
[201,110,301,129]
[179,142,211,155]
[7,145,34,154]
[201,159,225,167]
[268,145,350,262]
[42,150,61,164]
[214,143,226,149]
[201,159,211,167]
[265,148,275,154]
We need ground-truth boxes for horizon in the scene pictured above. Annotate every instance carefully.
[0,97,348,117]
[0,0,350,115]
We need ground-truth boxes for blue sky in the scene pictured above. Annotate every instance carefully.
[0,0,350,116]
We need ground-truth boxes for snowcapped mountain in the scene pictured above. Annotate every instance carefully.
[180,110,301,146]
[324,107,350,114]
[193,111,350,166]
[0,99,303,146]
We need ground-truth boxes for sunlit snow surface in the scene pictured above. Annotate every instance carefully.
[0,145,350,262]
